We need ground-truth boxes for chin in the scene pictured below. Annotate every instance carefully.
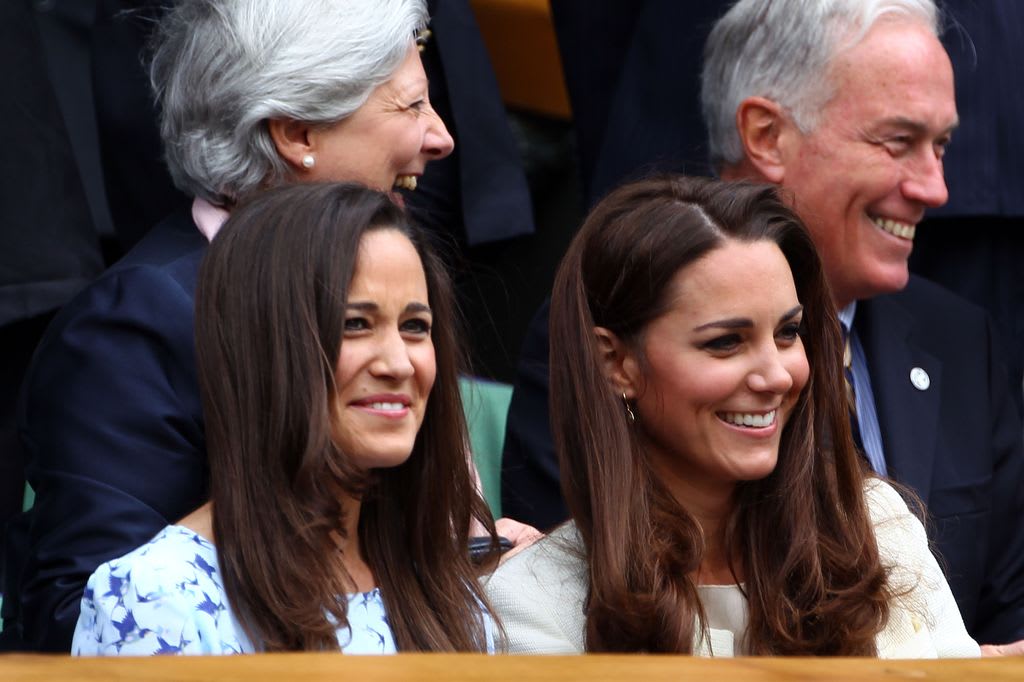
[353,439,417,471]
[732,454,779,482]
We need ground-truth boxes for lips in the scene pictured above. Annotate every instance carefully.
[716,409,777,429]
[870,215,916,240]
[350,394,412,417]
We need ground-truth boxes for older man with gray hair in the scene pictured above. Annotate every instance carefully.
[702,0,1024,651]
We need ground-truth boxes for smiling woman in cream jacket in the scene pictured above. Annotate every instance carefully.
[485,176,978,658]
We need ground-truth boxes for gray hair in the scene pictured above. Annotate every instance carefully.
[150,0,428,205]
[701,0,940,169]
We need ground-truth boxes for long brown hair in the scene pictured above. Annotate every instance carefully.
[194,182,495,651]
[550,175,891,654]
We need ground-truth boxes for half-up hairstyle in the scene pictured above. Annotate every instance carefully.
[195,182,495,651]
[549,175,892,654]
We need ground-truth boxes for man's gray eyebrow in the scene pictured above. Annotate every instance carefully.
[873,116,959,135]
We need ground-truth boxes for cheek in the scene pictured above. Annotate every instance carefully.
[397,124,426,162]
[334,346,361,396]
[640,358,722,420]
[413,344,437,396]
[786,345,811,398]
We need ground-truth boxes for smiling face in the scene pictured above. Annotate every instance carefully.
[308,42,454,197]
[625,239,809,499]
[331,229,437,471]
[778,20,957,308]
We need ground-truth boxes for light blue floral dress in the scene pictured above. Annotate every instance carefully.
[72,525,463,655]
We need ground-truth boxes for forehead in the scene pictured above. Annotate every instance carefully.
[666,240,798,317]
[823,20,956,132]
[374,43,428,99]
[349,229,428,298]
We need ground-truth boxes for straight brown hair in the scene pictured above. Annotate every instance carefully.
[195,182,495,651]
[550,175,892,654]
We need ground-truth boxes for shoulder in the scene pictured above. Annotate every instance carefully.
[863,480,980,658]
[22,231,204,415]
[863,478,914,524]
[73,526,245,656]
[42,211,204,342]
[874,276,989,331]
[484,522,588,654]
[863,478,930,568]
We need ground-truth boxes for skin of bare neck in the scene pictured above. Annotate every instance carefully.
[649,457,742,586]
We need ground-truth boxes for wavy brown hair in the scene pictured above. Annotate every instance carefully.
[195,182,496,651]
[549,175,892,654]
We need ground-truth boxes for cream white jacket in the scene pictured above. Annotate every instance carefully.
[485,480,980,658]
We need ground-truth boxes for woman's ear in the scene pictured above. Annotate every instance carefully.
[267,118,316,172]
[593,326,641,399]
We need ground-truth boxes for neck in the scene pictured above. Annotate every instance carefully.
[177,501,215,542]
[685,493,737,585]
[650,457,739,584]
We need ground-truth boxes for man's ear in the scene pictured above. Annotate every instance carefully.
[267,118,315,172]
[593,327,641,399]
[733,96,791,184]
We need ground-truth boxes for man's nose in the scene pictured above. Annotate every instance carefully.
[901,148,949,209]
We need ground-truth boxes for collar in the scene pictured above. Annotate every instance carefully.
[838,300,858,333]
[191,197,231,242]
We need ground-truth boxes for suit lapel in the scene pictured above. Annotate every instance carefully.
[856,295,941,504]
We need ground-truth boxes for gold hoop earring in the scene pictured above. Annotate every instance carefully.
[622,393,636,424]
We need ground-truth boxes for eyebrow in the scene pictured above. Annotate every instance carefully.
[692,305,803,332]
[873,115,960,137]
[346,301,432,315]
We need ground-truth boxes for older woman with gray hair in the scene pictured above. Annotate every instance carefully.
[4,0,456,652]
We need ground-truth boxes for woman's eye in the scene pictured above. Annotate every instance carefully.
[702,334,741,352]
[408,99,426,112]
[344,317,370,332]
[777,321,802,342]
[401,318,431,335]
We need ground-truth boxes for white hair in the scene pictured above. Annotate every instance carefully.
[700,0,940,169]
[150,0,429,204]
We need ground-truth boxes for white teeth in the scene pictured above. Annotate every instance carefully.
[369,402,405,411]
[872,217,916,240]
[393,175,417,191]
[719,410,776,428]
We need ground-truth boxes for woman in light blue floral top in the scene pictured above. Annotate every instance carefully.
[73,183,499,654]
[73,527,402,655]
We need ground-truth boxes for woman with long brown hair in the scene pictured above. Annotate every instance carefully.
[73,182,496,654]
[486,175,978,657]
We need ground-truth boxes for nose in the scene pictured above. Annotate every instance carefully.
[369,330,415,381]
[747,345,795,395]
[901,148,948,209]
[422,103,455,160]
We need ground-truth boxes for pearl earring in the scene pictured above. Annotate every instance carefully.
[301,154,316,169]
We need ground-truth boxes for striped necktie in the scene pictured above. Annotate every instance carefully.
[842,325,866,454]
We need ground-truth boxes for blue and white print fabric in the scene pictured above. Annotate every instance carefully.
[71,525,397,655]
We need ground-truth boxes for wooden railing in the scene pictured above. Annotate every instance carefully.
[1,653,1021,682]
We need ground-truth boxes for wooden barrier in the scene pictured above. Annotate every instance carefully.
[1,653,1021,682]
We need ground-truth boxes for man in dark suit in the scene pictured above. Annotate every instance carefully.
[503,0,1024,649]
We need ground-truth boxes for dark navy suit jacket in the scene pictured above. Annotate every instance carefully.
[856,277,1024,644]
[2,210,208,651]
[502,277,1024,644]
